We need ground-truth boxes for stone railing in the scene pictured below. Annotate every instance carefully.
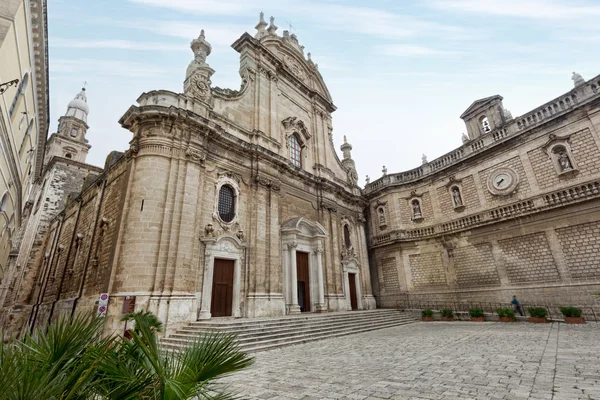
[543,180,600,206]
[488,200,534,220]
[440,214,482,233]
[371,178,600,247]
[428,148,464,172]
[364,74,600,195]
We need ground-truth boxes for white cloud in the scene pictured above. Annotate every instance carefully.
[126,0,467,40]
[51,38,188,51]
[128,0,260,15]
[148,22,249,47]
[428,0,600,20]
[376,44,460,57]
[50,59,180,79]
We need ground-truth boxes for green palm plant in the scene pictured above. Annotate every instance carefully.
[0,310,253,400]
[0,312,114,400]
[94,310,254,399]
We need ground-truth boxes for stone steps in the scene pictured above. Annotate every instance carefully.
[162,309,416,353]
[174,313,409,340]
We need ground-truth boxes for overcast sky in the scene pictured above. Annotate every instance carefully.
[48,0,600,184]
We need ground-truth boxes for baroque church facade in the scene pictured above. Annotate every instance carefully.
[1,14,600,336]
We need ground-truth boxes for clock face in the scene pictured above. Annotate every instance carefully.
[492,173,511,189]
[487,168,519,195]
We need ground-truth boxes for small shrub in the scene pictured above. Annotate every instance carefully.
[528,307,548,318]
[469,308,484,318]
[496,308,515,318]
[440,308,453,318]
[560,307,582,318]
[422,309,433,318]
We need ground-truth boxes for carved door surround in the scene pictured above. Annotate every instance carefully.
[199,234,246,319]
[342,260,363,311]
[281,217,327,314]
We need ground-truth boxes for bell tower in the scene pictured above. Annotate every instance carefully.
[45,87,91,164]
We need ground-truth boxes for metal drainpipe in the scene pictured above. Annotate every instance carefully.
[47,198,83,325]
[28,215,64,332]
[70,179,107,320]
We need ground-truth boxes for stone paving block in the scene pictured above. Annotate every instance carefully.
[219,322,600,400]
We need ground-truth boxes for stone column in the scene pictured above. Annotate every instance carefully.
[287,241,301,314]
[314,243,326,312]
[198,251,214,319]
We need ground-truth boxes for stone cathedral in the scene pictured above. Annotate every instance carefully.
[1,14,600,336]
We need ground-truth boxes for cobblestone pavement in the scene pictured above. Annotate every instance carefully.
[220,322,600,400]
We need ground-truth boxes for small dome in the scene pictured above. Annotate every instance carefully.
[65,88,89,123]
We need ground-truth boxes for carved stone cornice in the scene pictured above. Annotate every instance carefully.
[254,174,281,191]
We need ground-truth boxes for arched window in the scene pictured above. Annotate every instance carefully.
[19,119,33,156]
[480,116,491,133]
[9,72,29,117]
[343,224,352,249]
[65,153,72,159]
[71,128,78,137]
[218,184,235,222]
[0,192,8,212]
[290,134,302,168]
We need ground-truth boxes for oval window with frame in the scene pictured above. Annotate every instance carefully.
[218,184,236,222]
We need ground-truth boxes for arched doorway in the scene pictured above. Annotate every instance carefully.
[281,217,328,314]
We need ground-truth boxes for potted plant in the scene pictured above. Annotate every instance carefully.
[469,308,485,322]
[440,308,454,321]
[527,307,548,323]
[421,309,434,321]
[496,307,516,322]
[560,306,584,324]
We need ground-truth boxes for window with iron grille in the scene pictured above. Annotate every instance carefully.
[343,224,351,249]
[218,185,235,222]
[290,134,302,168]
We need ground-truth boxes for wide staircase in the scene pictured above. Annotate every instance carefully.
[162,309,417,353]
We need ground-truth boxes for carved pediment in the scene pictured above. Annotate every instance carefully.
[282,116,311,147]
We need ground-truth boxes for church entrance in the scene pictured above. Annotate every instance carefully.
[296,252,311,312]
[348,273,358,310]
[210,259,234,317]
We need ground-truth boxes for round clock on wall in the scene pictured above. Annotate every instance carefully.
[487,167,519,196]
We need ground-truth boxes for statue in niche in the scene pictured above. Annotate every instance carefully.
[412,200,422,218]
[558,150,573,172]
[378,208,386,226]
[452,187,463,207]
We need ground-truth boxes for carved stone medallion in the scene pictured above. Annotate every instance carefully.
[284,55,306,81]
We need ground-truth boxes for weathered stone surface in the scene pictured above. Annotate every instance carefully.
[220,322,600,400]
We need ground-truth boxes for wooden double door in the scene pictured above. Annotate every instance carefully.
[211,259,234,317]
[296,252,310,312]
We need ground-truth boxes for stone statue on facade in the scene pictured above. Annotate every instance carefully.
[412,200,422,218]
[572,72,585,87]
[452,187,463,206]
[365,175,370,184]
[382,166,387,176]
[422,154,428,165]
[461,133,469,144]
[378,208,386,225]
[558,151,573,171]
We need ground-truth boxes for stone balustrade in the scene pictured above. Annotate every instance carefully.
[364,74,600,195]
[371,178,600,247]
